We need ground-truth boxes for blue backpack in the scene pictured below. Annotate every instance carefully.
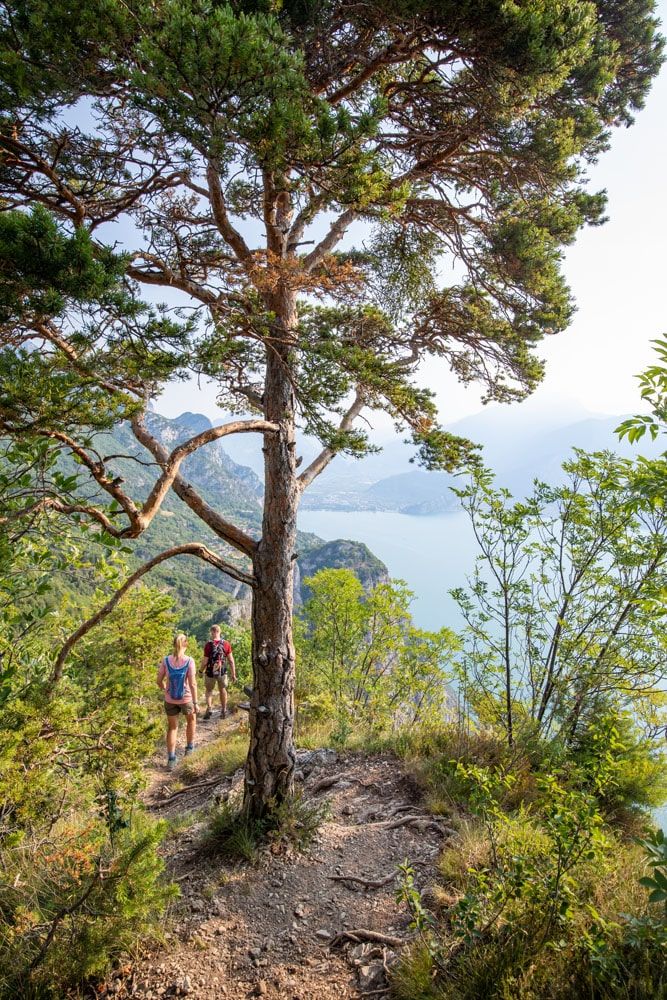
[165,655,191,700]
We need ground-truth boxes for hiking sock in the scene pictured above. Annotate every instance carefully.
[184,744,194,756]
[167,753,177,769]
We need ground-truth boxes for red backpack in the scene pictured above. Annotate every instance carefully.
[208,640,229,676]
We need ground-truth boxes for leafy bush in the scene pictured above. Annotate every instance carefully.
[296,568,458,745]
[0,814,176,999]
[0,547,179,999]
[392,759,667,1000]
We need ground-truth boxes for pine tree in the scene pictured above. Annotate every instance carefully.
[0,0,662,816]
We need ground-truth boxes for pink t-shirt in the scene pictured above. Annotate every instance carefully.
[157,655,195,704]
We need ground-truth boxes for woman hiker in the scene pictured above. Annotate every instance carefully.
[157,633,198,769]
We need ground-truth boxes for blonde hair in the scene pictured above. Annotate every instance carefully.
[173,633,188,659]
[210,624,221,635]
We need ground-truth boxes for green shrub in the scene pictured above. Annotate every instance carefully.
[0,813,176,999]
[204,800,265,863]
[0,583,179,999]
[392,761,667,1000]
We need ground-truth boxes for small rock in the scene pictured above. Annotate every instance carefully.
[189,898,205,913]
[249,948,262,961]
[341,804,353,816]
[294,904,306,918]
[315,929,331,940]
[181,975,192,995]
[254,982,268,997]
[349,943,374,964]
[358,962,386,991]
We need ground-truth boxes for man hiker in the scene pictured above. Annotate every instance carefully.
[157,632,198,769]
[200,624,236,720]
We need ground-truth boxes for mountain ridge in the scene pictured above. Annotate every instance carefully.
[76,411,389,634]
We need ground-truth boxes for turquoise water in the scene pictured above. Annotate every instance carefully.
[298,508,666,830]
[298,508,476,631]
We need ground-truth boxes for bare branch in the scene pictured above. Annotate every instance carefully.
[302,208,357,273]
[51,543,255,684]
[135,416,278,533]
[126,255,220,306]
[287,191,325,247]
[298,392,366,491]
[130,414,259,557]
[206,162,254,272]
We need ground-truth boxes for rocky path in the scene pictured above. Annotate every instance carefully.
[103,715,450,1000]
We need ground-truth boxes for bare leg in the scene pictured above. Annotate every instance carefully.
[220,681,228,715]
[205,681,214,713]
[166,715,178,755]
[186,711,196,746]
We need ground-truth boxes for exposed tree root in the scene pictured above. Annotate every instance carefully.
[310,774,342,794]
[330,928,404,949]
[149,775,224,808]
[327,871,396,889]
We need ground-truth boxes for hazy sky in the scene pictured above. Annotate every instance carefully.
[157,5,667,428]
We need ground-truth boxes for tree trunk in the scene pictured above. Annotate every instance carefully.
[244,288,299,820]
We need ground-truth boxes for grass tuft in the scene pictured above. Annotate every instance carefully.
[201,790,328,863]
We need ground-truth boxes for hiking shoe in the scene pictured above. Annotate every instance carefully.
[220,708,227,720]
[184,744,194,757]
[167,755,177,771]
[203,708,212,720]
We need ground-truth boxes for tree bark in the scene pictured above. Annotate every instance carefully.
[245,286,299,819]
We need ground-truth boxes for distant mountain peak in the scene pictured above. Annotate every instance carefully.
[173,411,214,434]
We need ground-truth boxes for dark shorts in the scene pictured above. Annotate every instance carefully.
[164,701,195,717]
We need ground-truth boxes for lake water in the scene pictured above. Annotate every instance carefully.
[298,508,476,630]
[298,508,666,830]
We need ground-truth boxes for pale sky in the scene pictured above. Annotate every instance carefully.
[157,4,667,428]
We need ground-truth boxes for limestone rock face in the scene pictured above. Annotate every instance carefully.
[297,538,388,599]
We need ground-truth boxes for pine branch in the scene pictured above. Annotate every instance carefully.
[32,320,143,398]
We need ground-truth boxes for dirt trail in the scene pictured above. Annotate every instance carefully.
[104,713,449,1000]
